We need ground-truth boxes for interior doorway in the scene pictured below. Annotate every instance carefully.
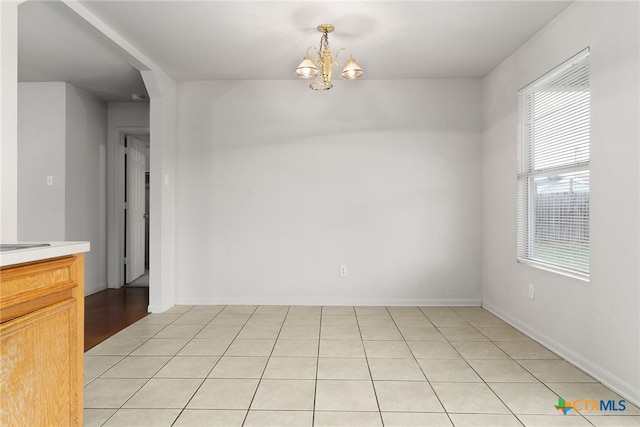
[124,134,150,287]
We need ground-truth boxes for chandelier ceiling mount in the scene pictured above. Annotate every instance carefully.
[317,23,335,34]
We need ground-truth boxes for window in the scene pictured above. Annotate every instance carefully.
[517,49,590,280]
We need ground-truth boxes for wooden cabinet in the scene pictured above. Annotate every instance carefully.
[1,254,84,427]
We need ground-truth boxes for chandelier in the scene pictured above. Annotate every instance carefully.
[295,24,364,91]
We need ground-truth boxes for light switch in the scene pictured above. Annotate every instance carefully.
[46,176,54,186]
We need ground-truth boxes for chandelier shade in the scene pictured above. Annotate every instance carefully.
[340,58,364,80]
[295,24,364,91]
[295,52,319,79]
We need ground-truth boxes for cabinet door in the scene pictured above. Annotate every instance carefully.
[0,299,79,426]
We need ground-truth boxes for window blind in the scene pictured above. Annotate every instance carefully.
[517,49,590,279]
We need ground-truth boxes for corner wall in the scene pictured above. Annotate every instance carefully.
[65,84,108,295]
[482,1,640,404]
[142,69,177,313]
[175,79,483,306]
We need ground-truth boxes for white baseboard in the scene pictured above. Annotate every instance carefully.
[173,297,483,307]
[483,302,640,408]
[148,301,174,313]
[84,283,107,296]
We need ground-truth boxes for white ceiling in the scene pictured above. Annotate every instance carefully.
[18,1,148,102]
[18,0,572,102]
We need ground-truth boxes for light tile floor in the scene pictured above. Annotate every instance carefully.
[84,305,639,427]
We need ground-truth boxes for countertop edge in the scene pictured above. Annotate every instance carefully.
[0,242,91,267]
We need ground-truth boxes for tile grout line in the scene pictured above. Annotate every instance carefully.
[446,308,525,425]
[454,309,597,421]
[101,305,223,425]
[509,353,597,425]
[169,305,233,426]
[455,308,596,423]
[89,312,189,426]
[240,305,288,427]
[367,306,390,426]
[354,306,386,427]
[412,306,457,427]
[312,306,324,427]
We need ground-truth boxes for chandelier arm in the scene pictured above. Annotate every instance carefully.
[334,48,353,66]
[305,46,320,64]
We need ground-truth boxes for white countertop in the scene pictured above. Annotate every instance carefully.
[0,241,90,267]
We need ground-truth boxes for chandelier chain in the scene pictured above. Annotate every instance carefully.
[319,31,330,53]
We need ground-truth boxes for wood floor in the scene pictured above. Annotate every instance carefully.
[84,286,149,352]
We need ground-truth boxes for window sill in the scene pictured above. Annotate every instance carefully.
[517,258,590,283]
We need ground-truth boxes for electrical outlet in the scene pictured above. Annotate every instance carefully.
[339,265,348,277]
[528,284,535,300]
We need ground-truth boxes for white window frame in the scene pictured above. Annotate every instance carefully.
[516,48,591,281]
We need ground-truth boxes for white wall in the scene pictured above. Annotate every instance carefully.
[1,1,19,242]
[107,103,149,133]
[18,82,66,240]
[17,82,108,296]
[482,1,639,405]
[142,69,178,313]
[175,79,483,306]
[65,84,108,295]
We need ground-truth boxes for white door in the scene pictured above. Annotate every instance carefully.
[126,136,146,283]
